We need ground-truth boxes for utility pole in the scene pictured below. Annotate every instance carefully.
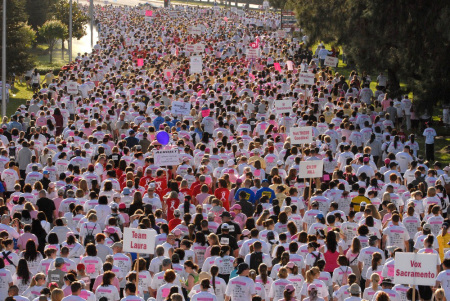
[69,0,73,62]
[2,0,6,117]
[90,0,94,48]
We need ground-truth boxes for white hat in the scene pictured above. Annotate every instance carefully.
[227,159,234,167]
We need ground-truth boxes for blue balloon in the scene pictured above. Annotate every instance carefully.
[156,131,170,145]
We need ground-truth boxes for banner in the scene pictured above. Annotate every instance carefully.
[154,149,180,166]
[190,55,203,74]
[123,228,157,254]
[298,73,316,85]
[298,161,323,178]
[67,81,78,94]
[324,56,339,67]
[274,98,292,114]
[145,10,153,16]
[137,59,144,67]
[394,252,438,286]
[186,44,195,53]
[290,126,313,145]
[171,101,191,116]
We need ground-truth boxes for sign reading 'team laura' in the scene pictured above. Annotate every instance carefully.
[122,227,157,253]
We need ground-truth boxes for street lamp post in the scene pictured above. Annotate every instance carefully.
[2,0,6,118]
[90,0,94,48]
[69,0,73,62]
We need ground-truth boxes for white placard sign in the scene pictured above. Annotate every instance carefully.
[324,56,339,67]
[298,160,323,178]
[277,30,286,38]
[290,126,313,144]
[394,252,438,286]
[122,227,157,254]
[189,26,202,35]
[154,149,180,166]
[186,44,195,53]
[246,48,260,59]
[298,73,316,85]
[171,101,191,116]
[274,98,292,114]
[67,81,78,95]
[190,55,203,74]
[144,16,153,22]
[194,43,205,53]
[231,7,237,13]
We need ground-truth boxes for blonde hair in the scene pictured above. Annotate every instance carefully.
[305,267,319,283]
[51,288,64,301]
[427,187,436,197]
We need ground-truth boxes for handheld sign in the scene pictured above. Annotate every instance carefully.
[246,48,260,59]
[298,161,323,178]
[324,56,339,67]
[290,127,313,145]
[190,55,203,74]
[154,149,180,167]
[274,98,292,114]
[171,101,191,116]
[67,81,78,95]
[298,73,315,85]
[122,227,157,254]
[394,252,438,286]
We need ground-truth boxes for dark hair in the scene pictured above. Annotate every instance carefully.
[325,231,337,253]
[16,258,31,285]
[23,239,39,262]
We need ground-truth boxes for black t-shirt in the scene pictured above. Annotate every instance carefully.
[36,197,56,223]
[218,233,239,251]
[216,221,242,236]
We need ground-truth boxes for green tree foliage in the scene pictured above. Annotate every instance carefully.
[38,19,67,63]
[0,0,36,76]
[52,0,89,40]
[25,0,58,29]
[288,0,450,114]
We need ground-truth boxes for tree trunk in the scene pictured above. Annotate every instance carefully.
[49,45,53,63]
[61,39,64,60]
[387,68,401,98]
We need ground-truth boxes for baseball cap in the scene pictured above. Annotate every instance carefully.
[220,211,231,218]
[308,284,318,292]
[316,213,324,219]
[348,283,361,295]
[55,258,65,266]
[363,157,370,163]
[43,170,50,175]
[423,223,432,231]
[111,203,119,210]
[384,158,391,164]
[286,262,295,269]
[277,160,284,166]
[173,228,182,236]
[174,209,181,216]
[123,188,131,195]
[227,159,234,167]
[369,235,379,242]
[231,204,242,211]
[242,229,251,236]
[222,223,230,230]
[360,202,367,207]
[111,242,123,248]
[236,179,243,184]
[285,284,295,293]
[119,203,126,210]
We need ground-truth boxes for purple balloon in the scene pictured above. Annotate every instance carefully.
[156,131,170,145]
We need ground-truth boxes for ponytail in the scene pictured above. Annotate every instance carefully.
[259,264,268,284]
[184,200,190,215]
[210,265,219,293]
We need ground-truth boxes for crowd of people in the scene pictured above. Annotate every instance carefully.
[0,2,448,301]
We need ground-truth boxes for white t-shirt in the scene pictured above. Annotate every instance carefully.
[95,284,120,301]
[225,276,256,301]
[191,291,217,301]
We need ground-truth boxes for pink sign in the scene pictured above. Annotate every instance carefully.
[137,59,144,67]
[145,10,153,16]
[224,17,228,22]
[274,63,282,72]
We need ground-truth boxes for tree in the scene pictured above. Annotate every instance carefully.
[289,0,450,114]
[25,0,59,30]
[0,0,36,77]
[51,0,89,59]
[38,19,67,63]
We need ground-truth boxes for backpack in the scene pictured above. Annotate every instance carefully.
[249,251,263,273]
[311,252,321,266]
[111,213,123,229]
[1,251,15,267]
[84,223,96,246]
[438,194,448,212]
[442,177,450,195]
